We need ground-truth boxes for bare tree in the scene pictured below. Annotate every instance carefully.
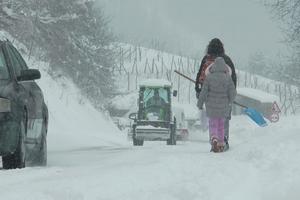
[264,0,300,86]
[265,0,300,42]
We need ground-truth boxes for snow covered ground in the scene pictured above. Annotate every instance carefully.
[1,111,300,199]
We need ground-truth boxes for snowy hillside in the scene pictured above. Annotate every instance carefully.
[0,36,300,199]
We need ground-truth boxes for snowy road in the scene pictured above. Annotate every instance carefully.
[1,116,300,200]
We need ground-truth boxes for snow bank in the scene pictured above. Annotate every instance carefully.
[110,92,138,111]
[238,87,279,103]
[30,59,127,151]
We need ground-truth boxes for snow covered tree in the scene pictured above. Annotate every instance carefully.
[265,0,300,86]
[0,0,116,107]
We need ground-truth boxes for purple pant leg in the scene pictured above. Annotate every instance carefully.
[209,118,218,143]
[217,118,225,145]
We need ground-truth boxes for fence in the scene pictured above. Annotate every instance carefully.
[114,44,300,115]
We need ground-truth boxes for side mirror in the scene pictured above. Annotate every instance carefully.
[173,90,178,97]
[129,113,137,120]
[18,69,41,81]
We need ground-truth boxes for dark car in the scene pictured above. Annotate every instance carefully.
[0,40,48,169]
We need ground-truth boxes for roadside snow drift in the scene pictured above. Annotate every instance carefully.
[34,60,127,151]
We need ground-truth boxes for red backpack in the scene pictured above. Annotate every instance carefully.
[198,55,215,84]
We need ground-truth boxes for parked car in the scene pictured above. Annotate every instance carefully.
[128,79,177,146]
[0,40,48,169]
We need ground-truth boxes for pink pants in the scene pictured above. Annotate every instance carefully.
[209,117,225,145]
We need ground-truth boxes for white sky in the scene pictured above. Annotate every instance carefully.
[96,0,286,67]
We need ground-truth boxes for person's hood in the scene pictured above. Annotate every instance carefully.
[210,57,228,73]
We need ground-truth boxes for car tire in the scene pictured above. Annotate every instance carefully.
[167,124,176,145]
[33,121,47,166]
[132,126,143,146]
[39,135,47,166]
[2,118,26,169]
[133,137,144,146]
[34,135,47,166]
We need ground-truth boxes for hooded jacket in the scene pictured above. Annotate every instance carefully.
[197,57,237,118]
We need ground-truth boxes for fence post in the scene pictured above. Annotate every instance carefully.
[177,75,180,102]
[139,46,142,62]
[135,73,138,90]
[127,72,130,91]
[152,58,155,73]
[188,81,191,104]
[161,57,164,75]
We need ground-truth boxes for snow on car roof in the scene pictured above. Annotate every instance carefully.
[139,79,172,88]
[237,87,279,103]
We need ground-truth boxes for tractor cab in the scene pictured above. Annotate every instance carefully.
[140,87,170,121]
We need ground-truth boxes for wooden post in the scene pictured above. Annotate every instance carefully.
[127,72,130,91]
[177,75,180,102]
[152,58,155,74]
[188,81,191,104]
[135,73,138,90]
[139,46,142,62]
[161,57,164,75]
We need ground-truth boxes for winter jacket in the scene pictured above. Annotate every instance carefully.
[197,57,237,118]
[195,54,237,91]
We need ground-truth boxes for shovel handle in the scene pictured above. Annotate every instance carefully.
[174,70,248,109]
[233,101,248,109]
[174,70,196,83]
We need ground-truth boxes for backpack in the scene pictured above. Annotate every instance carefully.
[198,55,215,84]
[198,55,232,84]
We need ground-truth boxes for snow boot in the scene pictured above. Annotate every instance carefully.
[210,137,226,153]
[210,138,219,153]
[217,143,224,152]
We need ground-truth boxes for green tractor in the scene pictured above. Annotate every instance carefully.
[129,79,177,146]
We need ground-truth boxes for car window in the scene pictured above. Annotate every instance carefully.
[0,49,9,79]
[10,45,28,70]
[6,45,24,78]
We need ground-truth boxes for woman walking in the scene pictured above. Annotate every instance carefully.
[197,57,236,152]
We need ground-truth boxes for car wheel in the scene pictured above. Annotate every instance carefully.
[33,122,47,166]
[38,135,47,166]
[167,124,176,145]
[138,140,144,146]
[133,137,144,146]
[2,118,26,169]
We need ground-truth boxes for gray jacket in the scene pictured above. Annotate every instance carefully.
[197,57,237,118]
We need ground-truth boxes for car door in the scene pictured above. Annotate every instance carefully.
[7,44,44,143]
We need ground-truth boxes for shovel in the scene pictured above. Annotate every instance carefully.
[233,101,267,127]
[174,70,268,127]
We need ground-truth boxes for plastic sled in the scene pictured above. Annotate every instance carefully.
[244,108,268,127]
